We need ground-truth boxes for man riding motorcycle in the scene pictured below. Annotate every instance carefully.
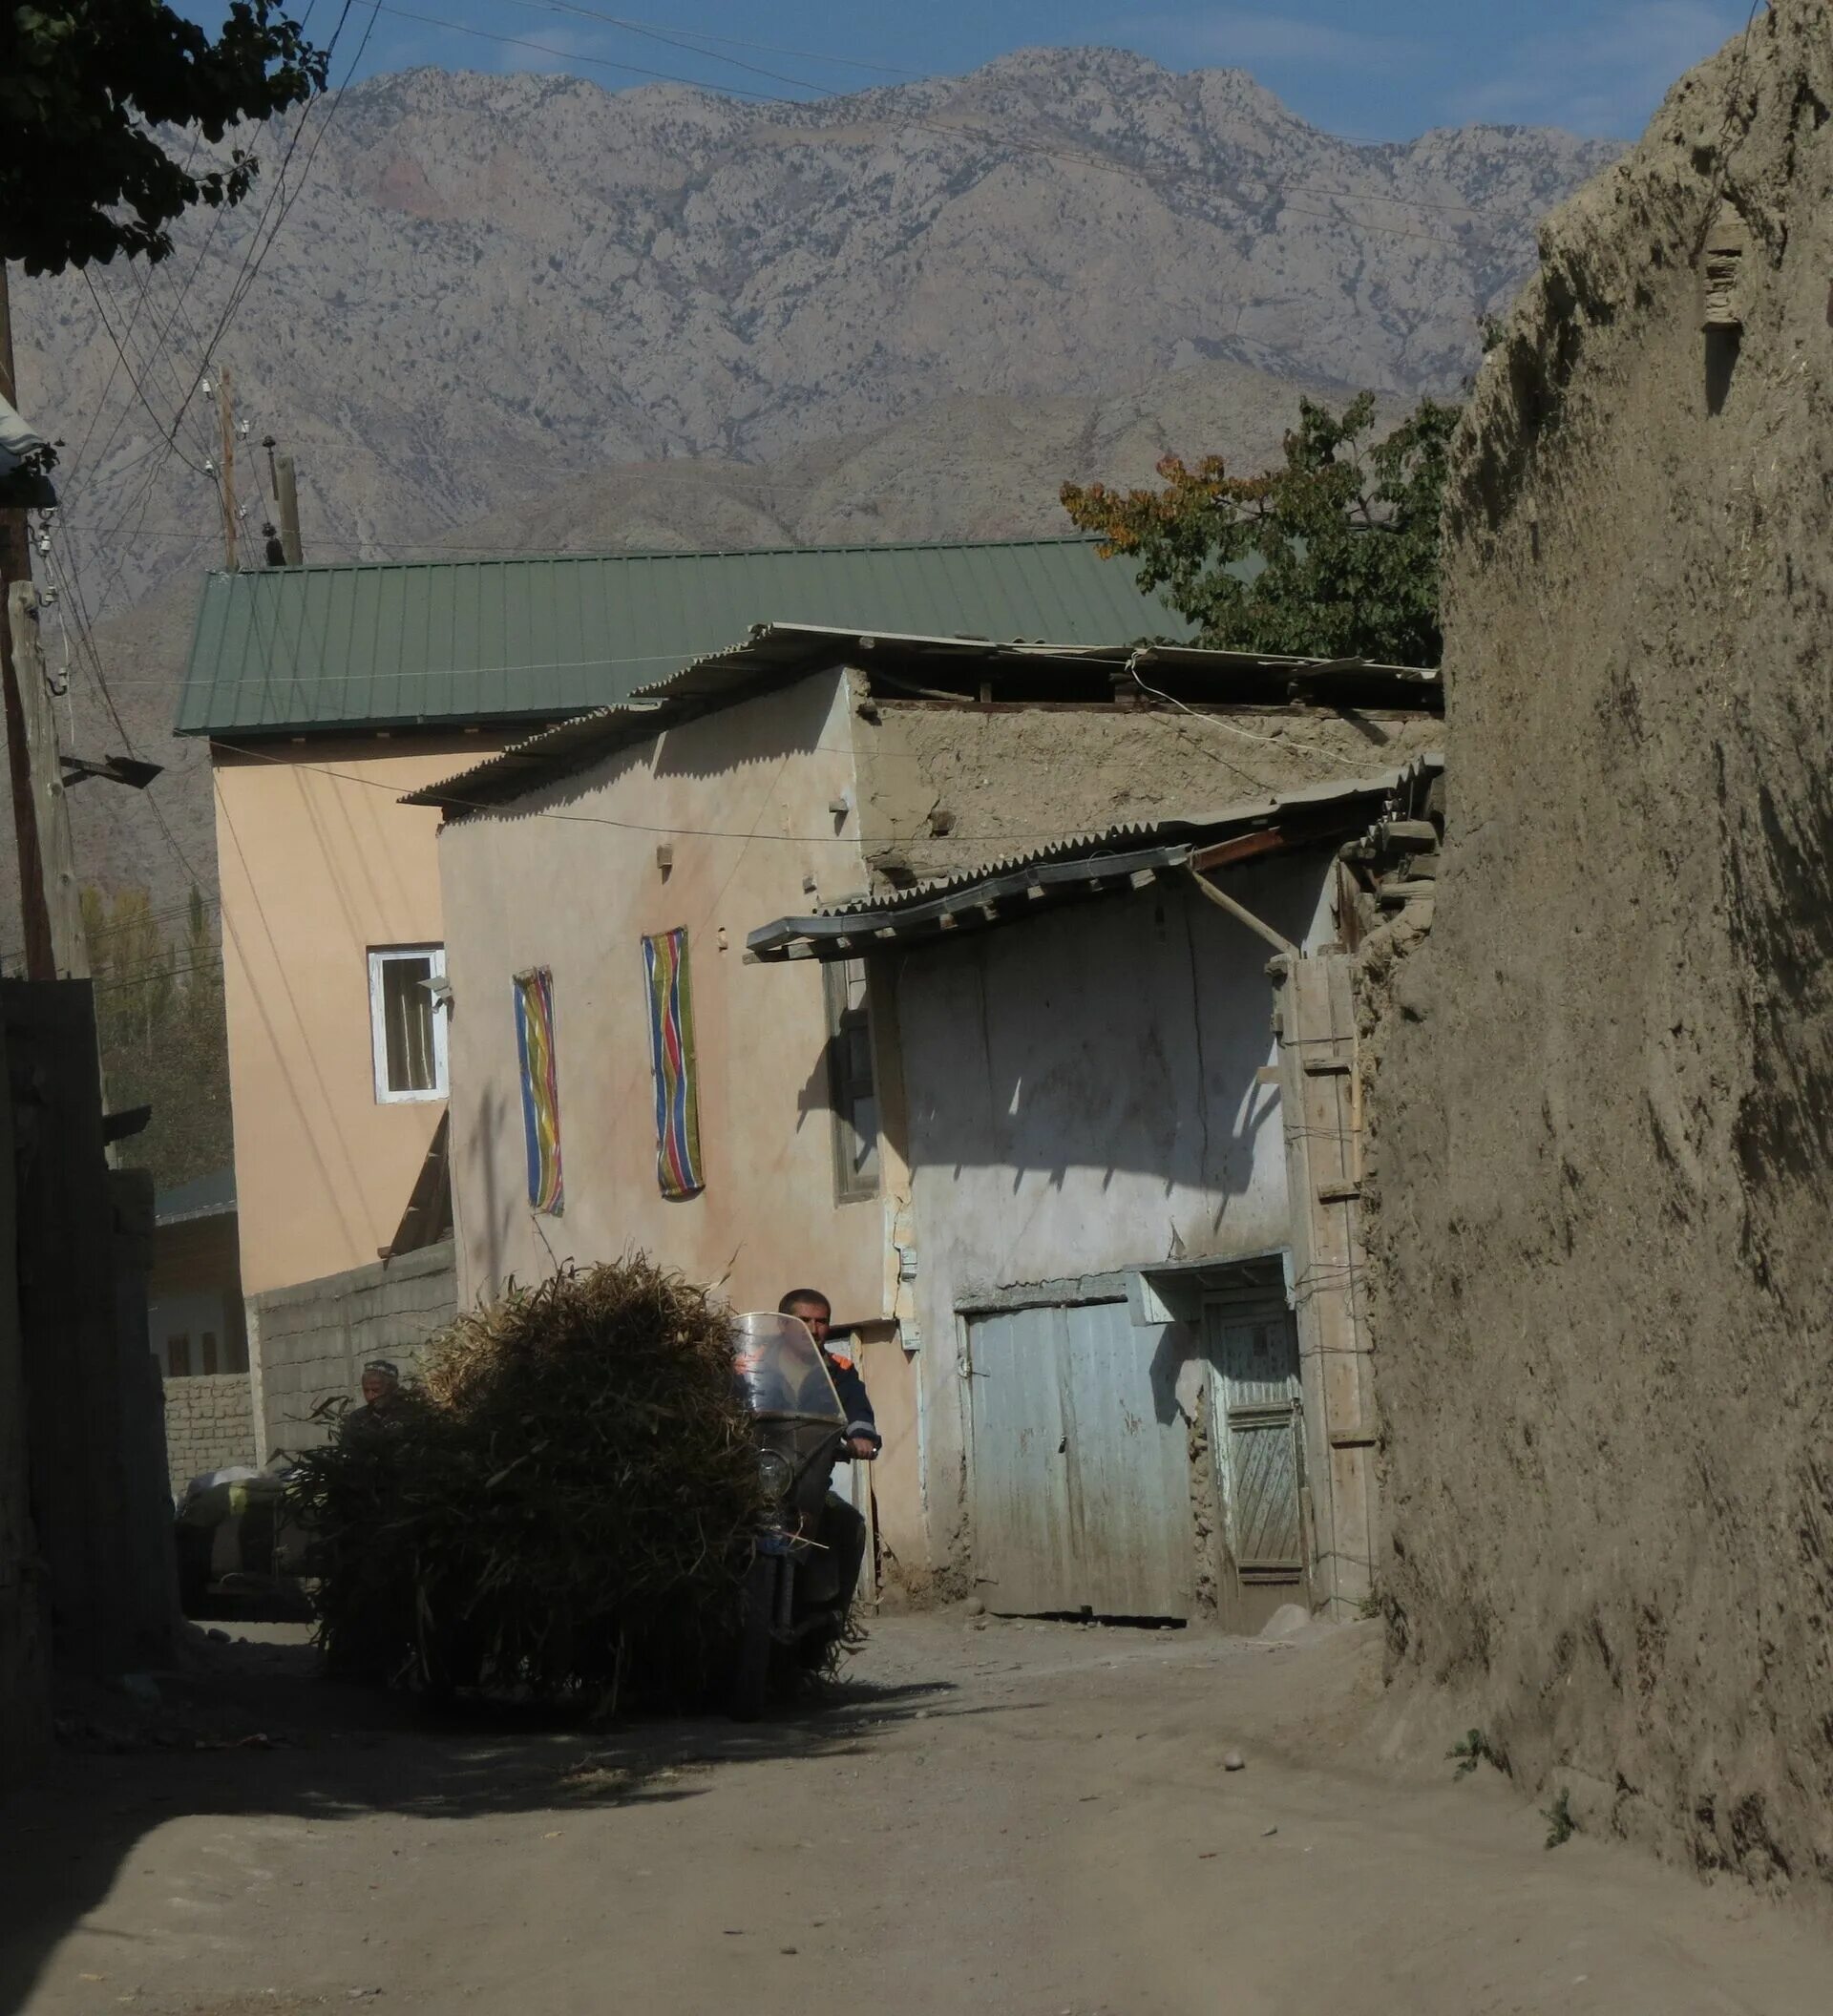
[777,1289,878,1608]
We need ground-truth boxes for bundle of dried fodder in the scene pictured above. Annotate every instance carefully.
[288,1258,763,1708]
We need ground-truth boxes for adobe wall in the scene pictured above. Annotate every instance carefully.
[1363,3,1833,1887]
[856,697,1442,892]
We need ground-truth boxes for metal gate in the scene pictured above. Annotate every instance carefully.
[967,1300,1193,1619]
[1205,1303,1307,1606]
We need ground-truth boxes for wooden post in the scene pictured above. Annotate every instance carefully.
[1274,952,1378,1619]
[0,263,53,982]
[275,451,303,565]
[217,366,239,572]
[8,585,86,980]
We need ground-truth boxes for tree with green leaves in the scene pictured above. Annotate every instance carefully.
[1,1,328,274]
[1061,392,1459,667]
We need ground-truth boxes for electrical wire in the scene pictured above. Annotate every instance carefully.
[205,732,1400,847]
[78,272,216,482]
[164,3,380,451]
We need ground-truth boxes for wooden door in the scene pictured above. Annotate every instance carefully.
[1205,1303,1308,1627]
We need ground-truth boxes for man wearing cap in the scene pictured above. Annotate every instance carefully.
[343,1359,409,1441]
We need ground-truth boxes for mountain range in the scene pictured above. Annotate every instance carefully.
[4,47,1622,934]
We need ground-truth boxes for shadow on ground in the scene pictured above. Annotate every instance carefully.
[0,1629,953,2011]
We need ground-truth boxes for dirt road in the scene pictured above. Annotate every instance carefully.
[6,1613,1829,2016]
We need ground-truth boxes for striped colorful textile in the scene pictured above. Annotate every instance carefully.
[514,968,564,1214]
[642,928,705,1200]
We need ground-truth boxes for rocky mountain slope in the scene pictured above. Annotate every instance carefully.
[3,48,1619,939]
[18,49,1616,609]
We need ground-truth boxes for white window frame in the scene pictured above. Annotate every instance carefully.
[369,944,449,1103]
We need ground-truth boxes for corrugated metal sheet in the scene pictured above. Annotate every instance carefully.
[804,759,1443,918]
[177,538,1190,737]
[744,757,1443,961]
[968,1301,1194,1619]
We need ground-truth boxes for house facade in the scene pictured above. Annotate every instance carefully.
[751,764,1441,1626]
[414,624,1442,1612]
[176,540,1190,1457]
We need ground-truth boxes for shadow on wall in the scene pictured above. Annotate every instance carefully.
[475,673,837,830]
[892,862,1323,1216]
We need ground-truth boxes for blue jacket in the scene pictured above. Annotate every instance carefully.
[824,1348,880,1450]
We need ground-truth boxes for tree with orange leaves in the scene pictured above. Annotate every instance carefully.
[1061,392,1457,666]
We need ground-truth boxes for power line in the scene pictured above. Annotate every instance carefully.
[165,3,380,449]
[60,5,369,616]
[33,514,215,892]
[208,732,1384,845]
[78,272,215,482]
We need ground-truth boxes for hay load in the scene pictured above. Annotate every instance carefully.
[288,1258,764,1706]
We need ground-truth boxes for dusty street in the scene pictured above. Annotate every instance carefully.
[5,1613,1829,2016]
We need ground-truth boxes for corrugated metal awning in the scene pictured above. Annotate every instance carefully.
[748,758,1441,962]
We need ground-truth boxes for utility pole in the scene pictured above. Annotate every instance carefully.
[263,430,303,566]
[275,450,303,565]
[7,584,85,978]
[0,262,54,981]
[216,366,239,572]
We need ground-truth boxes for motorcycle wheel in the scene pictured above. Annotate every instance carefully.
[730,1553,776,1722]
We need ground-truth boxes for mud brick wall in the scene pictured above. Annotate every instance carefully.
[1362,3,1833,1889]
[162,1374,257,1496]
[250,1242,456,1459]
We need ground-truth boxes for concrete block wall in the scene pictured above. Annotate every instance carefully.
[162,1373,257,1497]
[251,1242,456,1459]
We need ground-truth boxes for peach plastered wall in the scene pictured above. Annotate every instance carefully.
[212,732,511,1297]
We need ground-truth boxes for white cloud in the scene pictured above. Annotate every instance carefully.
[1454,2,1753,136]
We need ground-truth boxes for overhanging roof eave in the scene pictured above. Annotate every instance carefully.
[748,841,1198,961]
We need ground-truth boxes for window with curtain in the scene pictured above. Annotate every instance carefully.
[369,945,449,1102]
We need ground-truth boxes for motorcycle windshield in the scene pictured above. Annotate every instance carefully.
[732,1312,846,1423]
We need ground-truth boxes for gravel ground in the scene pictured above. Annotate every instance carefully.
[4,1611,1829,2015]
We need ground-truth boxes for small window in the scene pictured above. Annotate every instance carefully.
[167,1334,192,1378]
[824,958,879,1203]
[201,1333,220,1376]
[369,945,449,1102]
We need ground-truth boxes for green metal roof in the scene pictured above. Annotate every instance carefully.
[176,538,1192,738]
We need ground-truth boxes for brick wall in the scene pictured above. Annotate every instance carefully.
[163,1373,257,1496]
[250,1241,456,1460]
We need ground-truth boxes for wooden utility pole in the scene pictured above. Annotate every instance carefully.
[7,586,85,979]
[275,450,303,565]
[0,262,54,982]
[216,366,239,572]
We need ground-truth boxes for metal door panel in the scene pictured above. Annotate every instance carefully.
[970,1300,1193,1619]
[968,1307,1074,1615]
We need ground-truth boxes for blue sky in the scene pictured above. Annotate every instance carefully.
[221,1,1755,141]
